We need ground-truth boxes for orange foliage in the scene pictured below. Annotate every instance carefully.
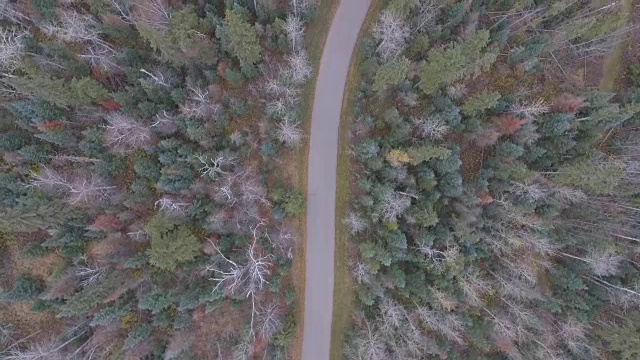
[101,99,122,111]
[551,93,584,114]
[36,120,64,132]
[88,214,123,232]
[492,114,527,135]
[477,191,494,205]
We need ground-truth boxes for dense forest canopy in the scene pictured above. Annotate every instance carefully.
[0,0,317,358]
[343,0,640,359]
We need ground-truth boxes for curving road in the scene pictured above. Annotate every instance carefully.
[302,1,371,359]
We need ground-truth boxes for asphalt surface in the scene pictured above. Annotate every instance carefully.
[301,1,371,359]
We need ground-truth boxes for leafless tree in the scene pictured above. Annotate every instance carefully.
[284,15,304,52]
[343,211,368,234]
[79,43,122,72]
[412,115,450,140]
[412,0,442,32]
[276,120,304,147]
[560,250,624,276]
[197,155,236,180]
[42,10,102,44]
[104,112,152,152]
[29,167,115,205]
[350,260,372,285]
[344,319,388,360]
[155,196,191,216]
[208,225,274,336]
[446,83,467,100]
[560,318,593,357]
[0,28,25,71]
[510,99,549,120]
[140,68,170,87]
[75,257,105,288]
[379,190,412,222]
[214,167,270,209]
[372,10,410,62]
[509,181,546,201]
[289,0,316,18]
[414,306,465,345]
[180,86,221,119]
[0,0,29,25]
[256,302,283,339]
[232,340,251,360]
[285,51,312,85]
[459,271,491,306]
[267,225,296,259]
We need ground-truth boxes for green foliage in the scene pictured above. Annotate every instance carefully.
[124,323,152,349]
[603,311,640,360]
[373,57,409,92]
[139,288,175,314]
[272,186,306,218]
[8,274,44,300]
[91,301,131,326]
[0,202,72,232]
[220,8,262,64]
[556,160,624,195]
[7,74,108,108]
[406,146,450,165]
[146,214,201,271]
[461,90,501,116]
[32,0,57,18]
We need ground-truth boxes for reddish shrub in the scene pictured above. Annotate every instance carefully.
[88,214,123,232]
[37,120,64,132]
[477,191,494,205]
[551,93,583,114]
[101,99,122,111]
[492,114,527,135]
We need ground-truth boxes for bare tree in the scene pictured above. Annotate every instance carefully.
[256,302,283,339]
[276,119,304,147]
[412,0,442,32]
[29,167,115,205]
[208,226,274,336]
[42,10,102,44]
[509,181,546,201]
[154,196,191,216]
[372,10,410,62]
[179,86,221,119]
[80,43,122,72]
[285,51,312,85]
[350,260,372,285]
[414,307,465,345]
[104,112,152,152]
[510,98,549,120]
[459,271,491,306]
[284,15,304,52]
[0,28,25,71]
[343,211,368,234]
[412,115,450,140]
[379,190,412,222]
[344,320,388,360]
[197,155,236,180]
[75,257,105,288]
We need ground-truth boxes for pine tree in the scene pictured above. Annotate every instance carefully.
[146,214,201,271]
[220,8,262,64]
[373,56,410,92]
[461,90,501,116]
[0,202,72,232]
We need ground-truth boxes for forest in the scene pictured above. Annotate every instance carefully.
[0,0,316,358]
[342,0,640,359]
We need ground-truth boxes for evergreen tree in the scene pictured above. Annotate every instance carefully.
[220,8,262,64]
[146,214,201,271]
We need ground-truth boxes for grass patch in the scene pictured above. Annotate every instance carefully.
[600,0,634,92]
[288,1,339,358]
[329,1,380,359]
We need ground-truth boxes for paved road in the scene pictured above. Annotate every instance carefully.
[302,1,371,360]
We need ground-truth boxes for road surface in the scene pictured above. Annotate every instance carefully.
[302,1,371,359]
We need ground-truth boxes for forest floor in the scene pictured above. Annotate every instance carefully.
[286,0,339,358]
[330,1,380,359]
[600,0,635,92]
